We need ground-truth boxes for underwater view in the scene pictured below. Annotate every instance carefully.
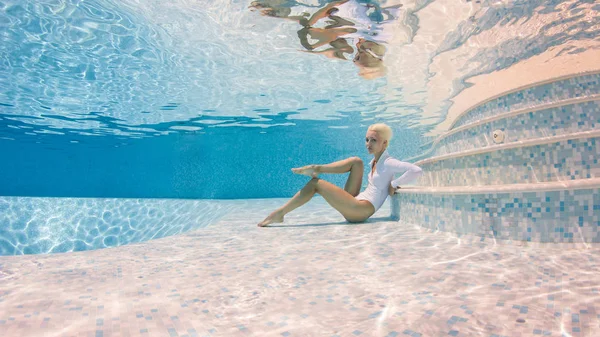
[1,0,599,336]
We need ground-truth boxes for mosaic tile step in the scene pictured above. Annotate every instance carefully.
[392,186,600,244]
[452,72,600,129]
[429,98,600,157]
[0,198,598,337]
[414,135,599,187]
[396,177,600,195]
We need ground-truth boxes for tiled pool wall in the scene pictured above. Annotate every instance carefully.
[432,99,600,157]
[0,197,238,255]
[452,72,600,129]
[417,136,599,187]
[394,72,600,244]
[393,188,600,244]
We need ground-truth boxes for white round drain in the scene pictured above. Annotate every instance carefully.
[492,129,505,144]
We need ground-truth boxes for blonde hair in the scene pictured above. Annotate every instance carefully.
[368,123,393,147]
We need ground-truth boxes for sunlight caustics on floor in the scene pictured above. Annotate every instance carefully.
[1,198,598,337]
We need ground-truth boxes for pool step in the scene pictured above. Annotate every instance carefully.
[414,132,599,187]
[418,97,600,158]
[391,178,600,244]
[395,72,600,244]
[396,177,600,195]
[450,72,600,129]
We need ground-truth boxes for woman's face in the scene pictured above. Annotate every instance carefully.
[353,49,383,68]
[353,39,385,68]
[365,130,386,154]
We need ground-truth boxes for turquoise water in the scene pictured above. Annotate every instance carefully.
[1,0,599,254]
[0,196,245,255]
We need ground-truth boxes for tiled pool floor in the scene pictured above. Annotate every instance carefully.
[0,198,598,337]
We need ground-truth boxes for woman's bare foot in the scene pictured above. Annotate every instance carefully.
[291,164,320,178]
[258,211,284,227]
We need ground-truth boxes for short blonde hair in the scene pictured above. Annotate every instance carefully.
[368,123,393,144]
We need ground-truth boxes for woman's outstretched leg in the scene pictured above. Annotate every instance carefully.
[258,177,320,227]
[257,176,374,227]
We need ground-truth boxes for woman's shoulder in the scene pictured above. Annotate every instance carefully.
[382,155,401,163]
[380,155,396,166]
[382,155,409,168]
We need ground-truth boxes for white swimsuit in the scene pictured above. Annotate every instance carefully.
[355,151,423,211]
[310,0,400,42]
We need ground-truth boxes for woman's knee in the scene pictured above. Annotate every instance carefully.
[305,177,320,190]
[349,156,363,166]
[312,177,333,194]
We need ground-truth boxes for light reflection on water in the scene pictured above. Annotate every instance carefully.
[1,0,598,140]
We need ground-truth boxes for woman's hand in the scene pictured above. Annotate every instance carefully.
[388,184,400,196]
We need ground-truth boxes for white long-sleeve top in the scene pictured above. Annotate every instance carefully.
[355,150,423,211]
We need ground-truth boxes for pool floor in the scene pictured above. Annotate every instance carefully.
[0,198,598,336]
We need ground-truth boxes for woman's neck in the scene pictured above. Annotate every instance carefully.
[373,150,385,163]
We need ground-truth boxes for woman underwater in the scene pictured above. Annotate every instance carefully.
[258,123,423,226]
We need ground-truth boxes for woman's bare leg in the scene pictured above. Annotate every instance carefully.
[257,177,374,227]
[292,157,363,196]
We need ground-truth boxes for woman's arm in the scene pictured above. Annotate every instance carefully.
[386,158,423,188]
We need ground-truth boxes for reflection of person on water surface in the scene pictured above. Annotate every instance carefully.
[249,0,402,79]
[249,0,311,24]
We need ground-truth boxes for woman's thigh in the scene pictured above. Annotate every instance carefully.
[344,158,363,197]
[315,179,375,222]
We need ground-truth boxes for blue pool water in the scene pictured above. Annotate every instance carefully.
[0,196,245,255]
[1,0,599,254]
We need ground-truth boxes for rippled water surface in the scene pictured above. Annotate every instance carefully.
[1,0,599,138]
